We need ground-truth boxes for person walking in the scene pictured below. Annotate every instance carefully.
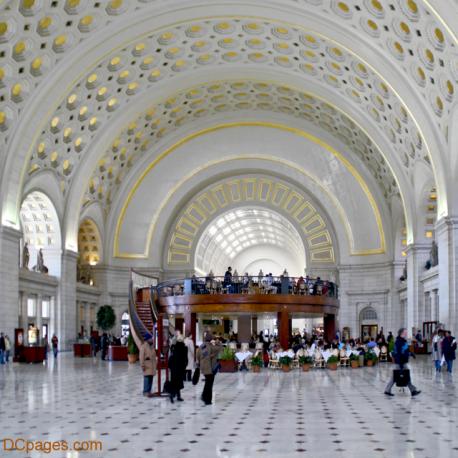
[196,332,222,406]
[384,328,421,397]
[432,330,444,372]
[4,335,11,363]
[51,334,58,358]
[168,334,188,403]
[0,332,5,365]
[442,331,456,374]
[139,337,157,398]
[184,332,195,382]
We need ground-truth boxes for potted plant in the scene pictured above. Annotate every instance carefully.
[327,355,339,370]
[218,346,237,373]
[251,354,263,373]
[279,355,293,372]
[298,355,313,372]
[349,353,359,369]
[365,351,378,367]
[127,333,139,363]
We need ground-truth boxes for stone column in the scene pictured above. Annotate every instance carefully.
[84,302,91,336]
[57,250,78,351]
[405,243,430,335]
[19,291,28,333]
[49,296,56,341]
[0,225,21,340]
[277,310,289,350]
[435,217,458,329]
[430,290,438,323]
[36,294,43,344]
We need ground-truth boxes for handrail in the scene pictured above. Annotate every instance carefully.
[156,275,338,299]
[128,279,153,346]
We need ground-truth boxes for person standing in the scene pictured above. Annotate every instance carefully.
[100,333,108,360]
[431,330,444,372]
[139,337,157,398]
[184,332,195,382]
[4,335,11,363]
[196,333,222,406]
[51,334,58,358]
[0,332,5,365]
[442,331,456,373]
[384,328,421,397]
[168,334,188,403]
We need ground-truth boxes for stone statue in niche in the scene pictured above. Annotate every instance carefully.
[430,240,438,267]
[22,242,30,269]
[33,248,48,274]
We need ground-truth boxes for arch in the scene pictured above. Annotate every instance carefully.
[194,206,307,277]
[2,8,448,243]
[77,219,102,266]
[166,176,335,271]
[19,191,62,277]
[112,125,388,262]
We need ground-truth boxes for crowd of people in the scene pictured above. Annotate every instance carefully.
[170,266,339,297]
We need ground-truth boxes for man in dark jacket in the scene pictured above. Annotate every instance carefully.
[168,334,188,403]
[384,328,421,397]
[0,332,5,365]
[442,331,456,373]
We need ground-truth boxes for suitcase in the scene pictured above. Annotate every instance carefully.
[393,369,410,387]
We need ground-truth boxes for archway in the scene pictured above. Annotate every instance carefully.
[19,191,62,277]
[195,207,306,277]
[359,306,378,342]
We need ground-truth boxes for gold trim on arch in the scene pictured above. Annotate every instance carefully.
[113,122,386,258]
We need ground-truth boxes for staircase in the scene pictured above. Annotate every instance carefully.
[135,301,154,335]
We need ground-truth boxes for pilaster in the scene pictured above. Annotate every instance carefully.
[0,225,21,340]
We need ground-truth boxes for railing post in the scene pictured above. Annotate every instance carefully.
[281,276,289,295]
[183,278,192,295]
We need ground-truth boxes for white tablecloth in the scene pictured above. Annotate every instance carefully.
[235,351,252,362]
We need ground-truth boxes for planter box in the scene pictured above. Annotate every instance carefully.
[220,359,237,373]
[252,365,261,373]
[327,362,338,370]
[350,360,359,369]
[301,364,311,372]
[366,360,374,367]
[281,365,291,372]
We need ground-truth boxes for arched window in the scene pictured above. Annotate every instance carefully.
[360,307,377,321]
[20,191,62,277]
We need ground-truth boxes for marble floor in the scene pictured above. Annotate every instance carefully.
[0,354,457,458]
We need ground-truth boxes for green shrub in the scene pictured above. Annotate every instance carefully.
[327,355,339,364]
[251,354,263,367]
[219,346,235,361]
[96,305,116,331]
[279,355,292,366]
[298,355,313,365]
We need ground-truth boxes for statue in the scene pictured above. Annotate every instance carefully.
[22,242,30,269]
[34,248,48,274]
[430,240,438,267]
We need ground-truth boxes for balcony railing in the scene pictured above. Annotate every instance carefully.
[157,275,338,299]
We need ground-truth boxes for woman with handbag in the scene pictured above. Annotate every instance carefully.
[168,334,188,403]
[196,332,222,406]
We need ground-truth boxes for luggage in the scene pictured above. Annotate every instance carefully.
[393,369,410,387]
[192,367,200,385]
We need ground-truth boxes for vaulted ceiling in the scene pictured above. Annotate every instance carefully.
[1,0,457,261]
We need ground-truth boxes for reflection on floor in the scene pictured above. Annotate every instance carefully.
[0,354,456,458]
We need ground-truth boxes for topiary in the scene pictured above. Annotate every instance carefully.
[96,305,116,331]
